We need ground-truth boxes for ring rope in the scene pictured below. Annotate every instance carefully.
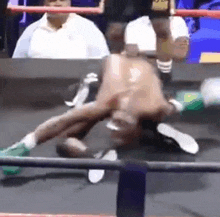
[7,5,220,18]
[7,6,103,14]
[176,9,220,18]
[1,156,220,172]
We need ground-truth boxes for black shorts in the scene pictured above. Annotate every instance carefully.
[105,0,174,23]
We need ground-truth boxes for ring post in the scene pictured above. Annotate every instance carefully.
[116,161,147,217]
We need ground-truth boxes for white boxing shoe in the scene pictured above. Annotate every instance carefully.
[88,149,118,184]
[157,123,199,155]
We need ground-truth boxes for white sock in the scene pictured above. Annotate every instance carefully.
[157,59,173,73]
[20,133,37,150]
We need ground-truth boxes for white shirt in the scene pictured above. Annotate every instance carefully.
[125,16,189,52]
[13,13,110,59]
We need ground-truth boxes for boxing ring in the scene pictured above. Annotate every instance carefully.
[1,3,220,217]
[1,59,220,217]
[1,157,220,217]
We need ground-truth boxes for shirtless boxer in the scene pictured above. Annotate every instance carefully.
[0,42,178,178]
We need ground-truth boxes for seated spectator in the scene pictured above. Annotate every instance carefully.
[125,16,189,61]
[13,0,110,59]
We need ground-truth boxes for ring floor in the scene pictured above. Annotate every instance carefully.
[0,78,220,217]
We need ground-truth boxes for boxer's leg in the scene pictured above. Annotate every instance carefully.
[104,0,136,53]
[34,102,110,144]
[151,17,173,82]
[56,120,100,158]
[0,102,110,175]
[151,17,173,61]
[150,0,174,82]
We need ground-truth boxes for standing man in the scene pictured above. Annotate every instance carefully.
[104,0,175,82]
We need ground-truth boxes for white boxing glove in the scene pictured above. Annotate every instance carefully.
[200,77,220,107]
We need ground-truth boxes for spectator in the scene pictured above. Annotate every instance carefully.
[13,0,109,59]
[125,16,190,61]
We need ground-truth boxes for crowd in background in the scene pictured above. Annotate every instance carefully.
[0,0,220,61]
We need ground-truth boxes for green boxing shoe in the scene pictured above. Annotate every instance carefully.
[175,91,205,114]
[0,143,30,175]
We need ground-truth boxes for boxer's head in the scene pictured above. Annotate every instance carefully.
[108,110,142,147]
[44,0,71,19]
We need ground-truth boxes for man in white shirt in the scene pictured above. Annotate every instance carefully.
[125,16,189,61]
[13,0,110,59]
